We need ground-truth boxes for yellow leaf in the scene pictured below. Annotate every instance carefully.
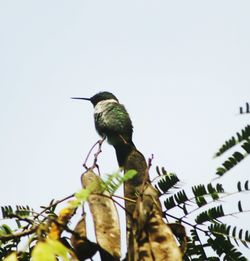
[3,253,17,261]
[32,242,56,261]
[47,238,71,261]
[32,239,72,261]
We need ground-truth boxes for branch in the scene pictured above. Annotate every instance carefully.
[0,225,38,242]
[83,138,105,172]
[34,194,75,220]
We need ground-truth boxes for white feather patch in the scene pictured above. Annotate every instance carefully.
[94,99,118,114]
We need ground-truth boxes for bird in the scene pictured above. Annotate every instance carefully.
[72,91,136,166]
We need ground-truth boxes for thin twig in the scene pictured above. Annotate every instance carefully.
[164,212,208,234]
[91,137,105,173]
[83,140,101,169]
[112,194,136,203]
[0,226,38,242]
[5,214,34,225]
[34,194,75,220]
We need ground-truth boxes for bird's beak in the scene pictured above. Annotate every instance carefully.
[71,97,91,101]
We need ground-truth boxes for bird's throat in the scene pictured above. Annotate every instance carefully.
[94,99,118,114]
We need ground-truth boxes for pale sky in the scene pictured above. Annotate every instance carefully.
[0,1,250,259]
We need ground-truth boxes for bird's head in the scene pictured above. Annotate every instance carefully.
[71,91,119,107]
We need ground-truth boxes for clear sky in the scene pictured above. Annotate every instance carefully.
[0,0,250,259]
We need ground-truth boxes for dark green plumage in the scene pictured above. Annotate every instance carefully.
[72,92,136,166]
[94,101,134,147]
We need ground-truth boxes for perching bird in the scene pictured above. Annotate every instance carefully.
[72,91,136,166]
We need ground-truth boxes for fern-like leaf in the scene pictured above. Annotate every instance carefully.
[209,223,250,248]
[239,102,250,115]
[216,151,245,176]
[103,169,137,195]
[195,205,225,224]
[155,167,180,194]
[1,205,32,219]
[237,180,250,192]
[184,229,208,260]
[214,125,250,157]
[207,235,247,260]
[192,183,224,207]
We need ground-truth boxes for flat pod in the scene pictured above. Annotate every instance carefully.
[81,170,121,260]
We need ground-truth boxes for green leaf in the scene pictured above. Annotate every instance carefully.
[216,151,246,177]
[208,235,247,260]
[242,140,250,154]
[174,190,188,204]
[103,169,137,194]
[0,224,12,235]
[70,187,94,207]
[238,201,243,212]
[123,169,137,180]
[216,167,226,176]
[164,196,176,210]
[214,125,250,157]
[195,205,225,224]
[155,167,180,193]
[244,180,249,190]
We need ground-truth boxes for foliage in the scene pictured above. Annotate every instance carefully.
[155,102,250,260]
[0,102,249,260]
[155,171,250,260]
[0,170,136,260]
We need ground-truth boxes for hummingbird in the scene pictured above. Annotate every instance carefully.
[72,92,136,166]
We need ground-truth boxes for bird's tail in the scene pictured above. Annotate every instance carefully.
[114,142,136,167]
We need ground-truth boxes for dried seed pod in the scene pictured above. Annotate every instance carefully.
[81,169,120,260]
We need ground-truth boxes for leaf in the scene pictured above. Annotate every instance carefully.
[237,181,242,191]
[103,169,137,195]
[155,167,180,193]
[0,224,12,235]
[216,167,226,176]
[233,151,244,162]
[71,182,99,207]
[1,205,32,219]
[208,236,247,260]
[1,206,13,219]
[214,125,250,157]
[174,190,188,205]
[192,184,207,207]
[195,205,225,224]
[46,239,71,261]
[3,253,17,261]
[184,229,208,259]
[216,151,245,177]
[242,140,250,154]
[244,180,249,190]
[32,242,56,261]
[214,136,236,157]
[238,201,243,212]
[124,169,137,180]
[32,239,71,261]
[209,223,250,248]
[164,196,176,210]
